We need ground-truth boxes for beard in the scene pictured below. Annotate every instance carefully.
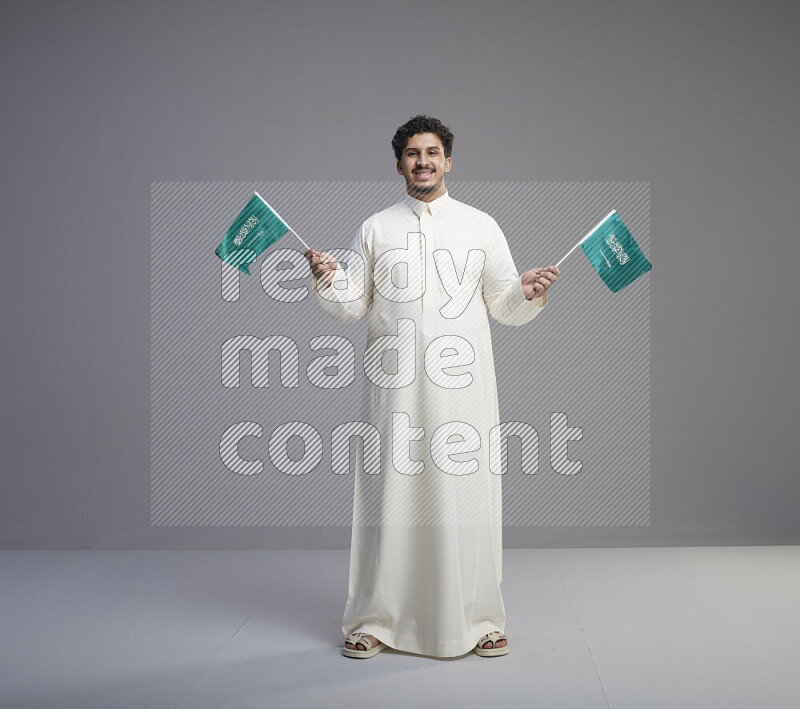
[405,172,441,195]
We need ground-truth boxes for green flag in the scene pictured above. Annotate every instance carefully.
[215,191,301,275]
[578,210,652,292]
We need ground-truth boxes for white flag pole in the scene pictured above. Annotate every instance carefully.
[287,228,310,251]
[554,209,617,269]
[253,190,311,251]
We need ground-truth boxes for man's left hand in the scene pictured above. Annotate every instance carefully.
[521,265,559,300]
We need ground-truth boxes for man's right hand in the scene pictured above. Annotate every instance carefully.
[304,248,339,286]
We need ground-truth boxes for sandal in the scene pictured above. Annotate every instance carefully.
[342,631,386,658]
[474,630,510,657]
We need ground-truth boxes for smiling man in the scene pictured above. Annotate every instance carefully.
[398,128,451,200]
[305,115,558,659]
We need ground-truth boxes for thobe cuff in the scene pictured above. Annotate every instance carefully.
[313,258,349,292]
[493,276,548,327]
[311,263,370,321]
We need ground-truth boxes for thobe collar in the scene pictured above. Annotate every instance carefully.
[402,189,452,218]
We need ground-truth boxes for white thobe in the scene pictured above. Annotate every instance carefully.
[312,189,549,657]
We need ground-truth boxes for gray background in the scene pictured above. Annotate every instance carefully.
[1,0,797,549]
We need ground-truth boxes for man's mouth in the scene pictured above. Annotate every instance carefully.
[413,169,434,180]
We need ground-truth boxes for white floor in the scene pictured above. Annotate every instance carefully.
[0,546,798,708]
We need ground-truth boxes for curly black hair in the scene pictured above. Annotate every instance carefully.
[391,115,454,161]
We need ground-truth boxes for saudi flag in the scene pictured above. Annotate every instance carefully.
[571,210,652,292]
[215,191,306,275]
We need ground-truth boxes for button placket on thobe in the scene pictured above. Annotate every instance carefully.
[419,205,437,341]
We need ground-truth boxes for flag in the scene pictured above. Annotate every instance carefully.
[215,191,292,276]
[579,210,652,292]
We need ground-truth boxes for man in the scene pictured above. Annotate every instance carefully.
[304,115,558,658]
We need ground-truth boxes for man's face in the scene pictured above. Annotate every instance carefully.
[396,132,451,200]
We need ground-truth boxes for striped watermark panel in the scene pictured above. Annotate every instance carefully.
[151,181,650,526]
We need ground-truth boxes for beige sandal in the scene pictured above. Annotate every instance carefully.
[474,630,510,657]
[342,631,386,658]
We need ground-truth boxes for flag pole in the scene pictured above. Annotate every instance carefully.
[287,228,310,251]
[554,209,617,269]
[253,190,311,250]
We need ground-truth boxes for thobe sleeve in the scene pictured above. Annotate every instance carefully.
[311,219,374,321]
[482,216,548,327]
